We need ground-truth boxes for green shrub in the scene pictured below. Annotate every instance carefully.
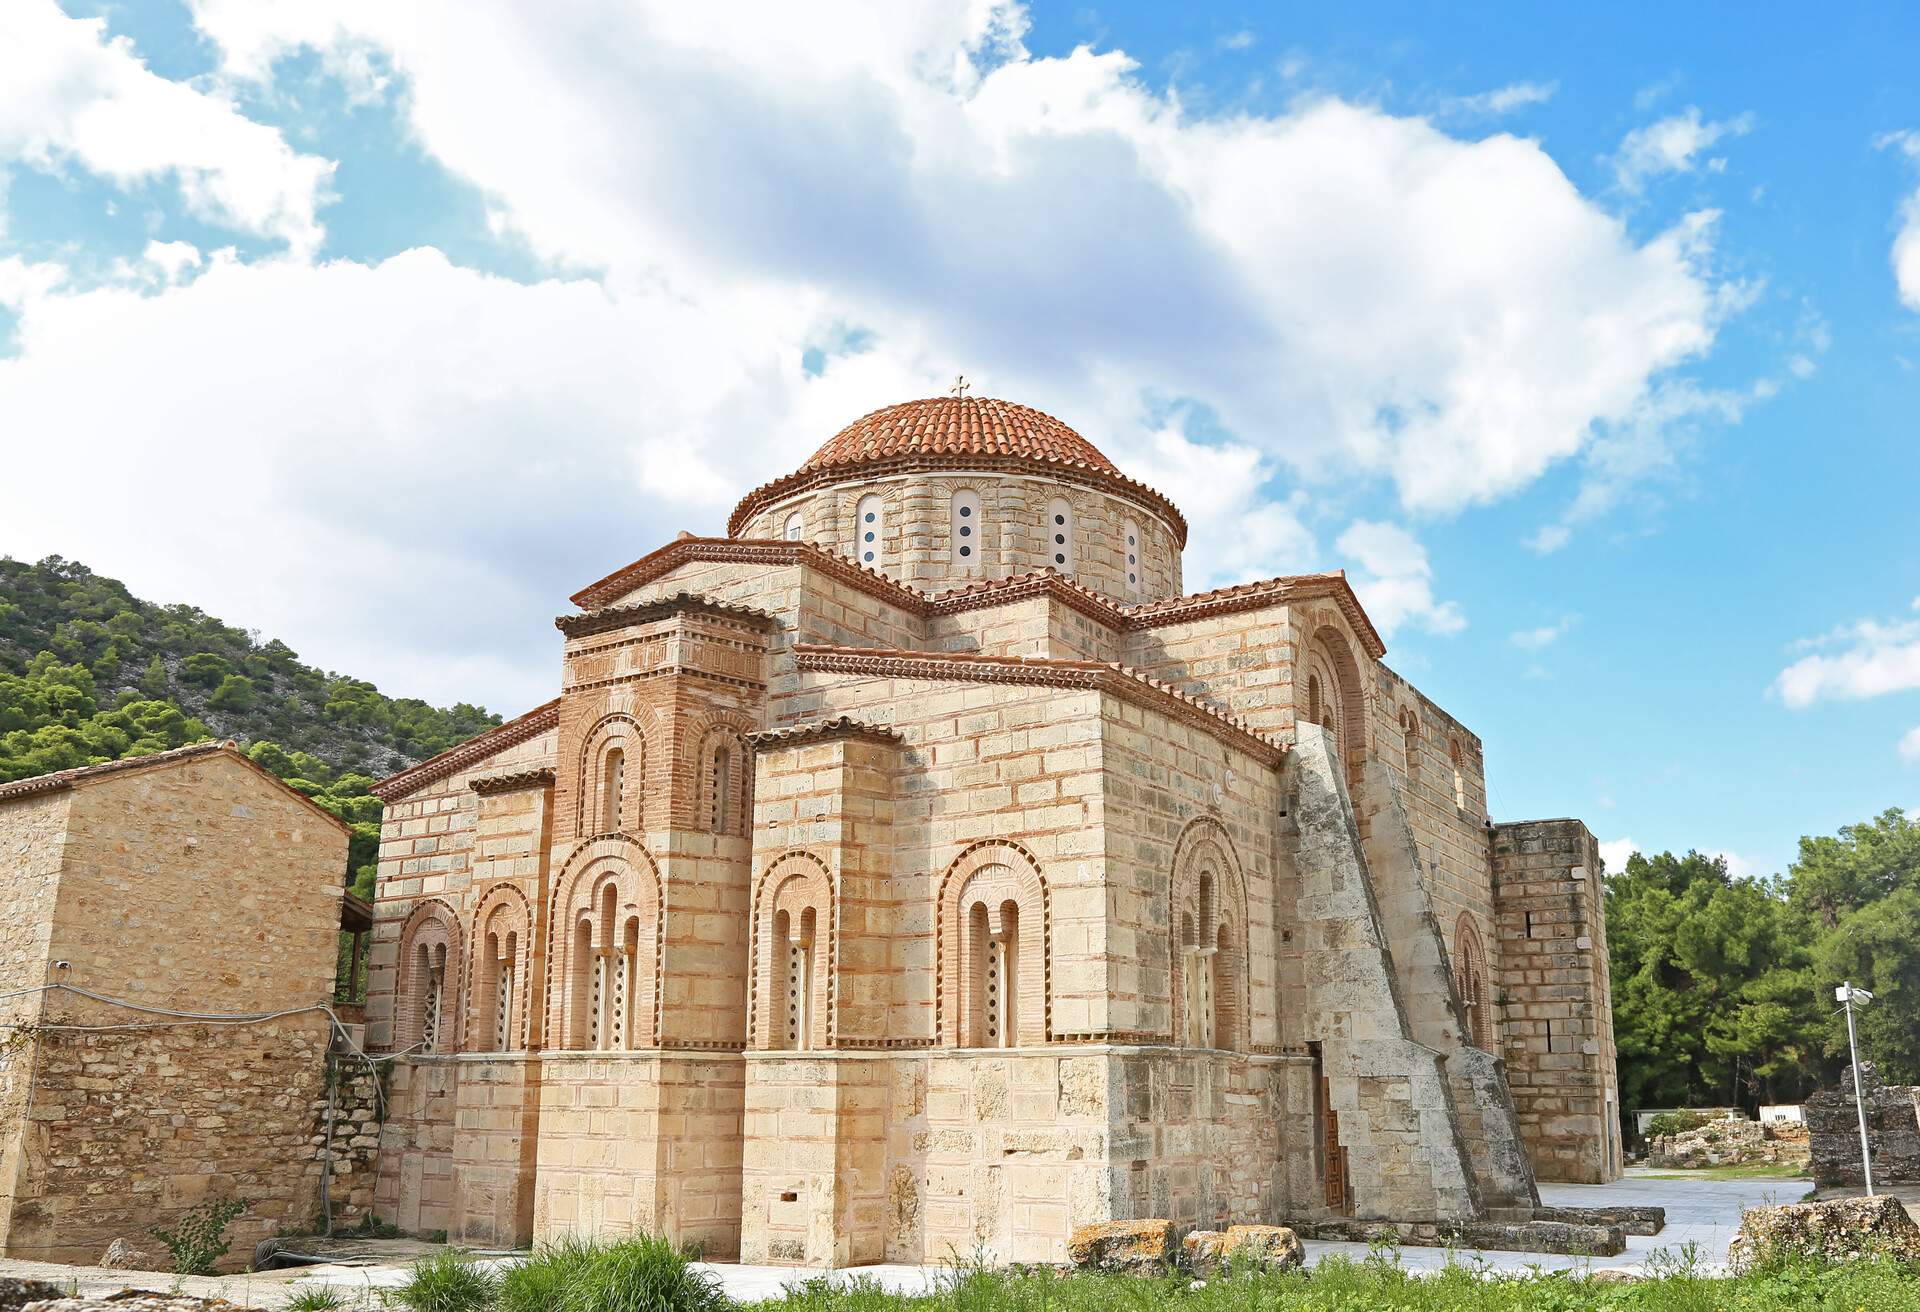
[499,1236,598,1312]
[151,1197,245,1275]
[558,1236,725,1312]
[284,1286,352,1312]
[393,1250,499,1312]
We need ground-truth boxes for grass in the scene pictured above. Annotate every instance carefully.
[392,1249,501,1312]
[285,1286,354,1312]
[744,1254,1920,1311]
[1633,1163,1813,1181]
[374,1238,1920,1312]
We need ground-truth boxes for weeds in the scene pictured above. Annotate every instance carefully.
[392,1250,500,1312]
[285,1286,354,1312]
[152,1197,246,1275]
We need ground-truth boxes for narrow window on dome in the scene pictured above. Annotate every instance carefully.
[783,511,803,542]
[951,488,982,570]
[855,495,884,568]
[1046,498,1074,574]
[1123,518,1142,598]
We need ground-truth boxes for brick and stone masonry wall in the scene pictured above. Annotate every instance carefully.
[1491,819,1622,1183]
[742,473,1183,605]
[1807,1064,1920,1188]
[0,752,348,1267]
[0,790,71,1255]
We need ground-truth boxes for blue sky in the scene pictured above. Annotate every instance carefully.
[0,2,1915,879]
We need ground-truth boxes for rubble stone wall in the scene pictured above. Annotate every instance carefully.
[1807,1064,1920,1188]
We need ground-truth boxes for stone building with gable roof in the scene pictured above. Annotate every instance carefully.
[0,741,350,1265]
[365,394,1621,1265]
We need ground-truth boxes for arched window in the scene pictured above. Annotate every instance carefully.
[1454,915,1493,1051]
[1181,874,1219,1047]
[856,495,884,567]
[710,747,732,834]
[776,907,818,1051]
[1045,498,1074,573]
[951,488,982,568]
[1400,708,1419,778]
[396,903,460,1055]
[784,511,803,541]
[602,747,625,833]
[936,844,1049,1048]
[557,850,660,1053]
[959,882,1032,1047]
[574,882,637,1052]
[1171,820,1246,1053]
[1123,519,1142,597]
[964,899,1022,1048]
[1449,738,1466,810]
[753,854,832,1051]
[418,941,446,1051]
[469,893,530,1053]
[1307,675,1322,727]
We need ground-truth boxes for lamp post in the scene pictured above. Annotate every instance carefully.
[1836,981,1875,1197]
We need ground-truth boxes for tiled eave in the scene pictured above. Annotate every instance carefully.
[745,716,905,752]
[372,700,561,802]
[556,591,777,640]
[790,644,1286,768]
[726,451,1189,545]
[568,538,1384,660]
[468,767,558,796]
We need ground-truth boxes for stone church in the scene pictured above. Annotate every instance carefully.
[366,394,1620,1265]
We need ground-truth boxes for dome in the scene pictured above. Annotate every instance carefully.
[728,394,1185,546]
[797,396,1123,478]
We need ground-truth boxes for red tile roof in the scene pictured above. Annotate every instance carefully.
[728,396,1187,543]
[799,396,1122,476]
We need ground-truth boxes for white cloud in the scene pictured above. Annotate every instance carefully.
[0,2,1747,708]
[1511,615,1577,650]
[1899,726,1920,763]
[1447,81,1557,118]
[1598,837,1637,874]
[1880,131,1920,313]
[1218,30,1255,52]
[1710,848,1758,880]
[0,248,870,710]
[0,0,334,255]
[141,239,202,283]
[1612,108,1753,193]
[1334,520,1465,638]
[187,0,1730,522]
[1774,604,1920,709]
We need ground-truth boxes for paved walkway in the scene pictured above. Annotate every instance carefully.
[0,1172,1823,1305]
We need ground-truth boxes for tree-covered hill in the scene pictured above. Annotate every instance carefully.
[0,555,500,893]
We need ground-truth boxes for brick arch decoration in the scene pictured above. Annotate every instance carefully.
[462,882,534,1051]
[576,712,648,837]
[395,898,463,1053]
[747,849,836,1049]
[1301,609,1370,777]
[1169,817,1251,1051]
[935,839,1052,1046]
[1453,911,1495,1052]
[542,835,665,1049]
[691,711,756,836]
